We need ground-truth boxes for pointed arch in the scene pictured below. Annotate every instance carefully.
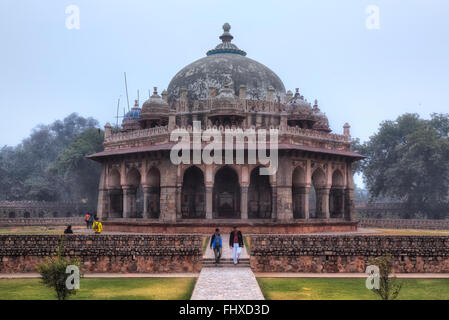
[248,166,272,219]
[213,166,240,219]
[182,166,206,218]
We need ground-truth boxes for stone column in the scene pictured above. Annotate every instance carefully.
[241,185,249,220]
[303,186,310,219]
[271,185,277,220]
[122,187,131,218]
[318,188,330,219]
[176,185,182,219]
[160,186,176,222]
[206,186,213,219]
[276,186,293,221]
[344,188,355,221]
[97,189,109,219]
[142,186,150,219]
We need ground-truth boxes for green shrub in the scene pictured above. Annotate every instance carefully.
[368,254,402,300]
[36,237,81,300]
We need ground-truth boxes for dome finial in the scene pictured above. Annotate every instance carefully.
[219,22,233,42]
[206,23,247,56]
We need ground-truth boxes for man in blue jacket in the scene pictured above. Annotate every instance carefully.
[210,228,222,263]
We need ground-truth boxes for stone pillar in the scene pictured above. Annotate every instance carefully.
[122,187,136,218]
[316,188,330,219]
[241,186,249,220]
[271,185,277,220]
[142,186,150,219]
[206,186,213,219]
[321,188,330,219]
[344,188,355,221]
[176,185,182,219]
[160,186,176,222]
[303,186,310,219]
[97,189,109,219]
[345,163,355,221]
[276,186,293,221]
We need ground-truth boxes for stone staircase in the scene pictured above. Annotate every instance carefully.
[203,258,250,268]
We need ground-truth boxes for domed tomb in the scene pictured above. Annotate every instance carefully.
[167,23,286,104]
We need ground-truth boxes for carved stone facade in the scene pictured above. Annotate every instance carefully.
[89,24,363,232]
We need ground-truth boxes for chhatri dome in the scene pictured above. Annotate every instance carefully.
[167,23,286,103]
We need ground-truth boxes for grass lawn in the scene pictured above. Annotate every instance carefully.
[0,277,196,300]
[362,228,449,236]
[0,226,84,235]
[257,278,449,300]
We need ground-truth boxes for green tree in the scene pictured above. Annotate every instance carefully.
[354,113,449,219]
[0,113,102,203]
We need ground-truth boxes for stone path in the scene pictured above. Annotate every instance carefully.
[191,233,264,300]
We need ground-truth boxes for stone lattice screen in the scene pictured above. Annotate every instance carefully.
[0,234,203,273]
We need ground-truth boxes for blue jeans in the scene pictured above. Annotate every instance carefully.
[232,243,240,264]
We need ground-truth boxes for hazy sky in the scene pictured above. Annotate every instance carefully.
[1,0,448,147]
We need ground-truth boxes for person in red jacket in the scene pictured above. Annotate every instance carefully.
[84,213,91,229]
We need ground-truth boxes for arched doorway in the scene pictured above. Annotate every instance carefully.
[181,166,205,218]
[146,167,161,219]
[108,168,123,218]
[248,167,272,219]
[213,166,240,219]
[330,170,345,218]
[24,211,31,218]
[292,166,306,218]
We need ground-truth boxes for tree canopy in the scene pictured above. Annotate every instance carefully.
[0,113,104,206]
[353,113,449,219]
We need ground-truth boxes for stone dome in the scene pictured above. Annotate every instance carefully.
[141,87,169,119]
[167,23,286,103]
[285,89,314,121]
[122,100,142,131]
[312,100,331,132]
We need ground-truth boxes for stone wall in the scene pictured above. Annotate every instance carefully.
[0,201,93,219]
[0,218,84,227]
[250,235,449,273]
[0,234,202,273]
[104,219,357,234]
[359,219,449,230]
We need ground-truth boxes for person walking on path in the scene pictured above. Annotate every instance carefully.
[229,226,244,264]
[84,213,91,229]
[210,228,223,264]
[92,217,103,234]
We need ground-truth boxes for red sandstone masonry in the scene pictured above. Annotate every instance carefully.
[0,234,202,273]
[250,235,449,273]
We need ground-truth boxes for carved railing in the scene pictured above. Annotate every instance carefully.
[105,126,169,143]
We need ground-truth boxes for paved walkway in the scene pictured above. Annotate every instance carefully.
[191,233,264,300]
[203,233,249,259]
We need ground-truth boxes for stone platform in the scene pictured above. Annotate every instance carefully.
[103,218,357,234]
